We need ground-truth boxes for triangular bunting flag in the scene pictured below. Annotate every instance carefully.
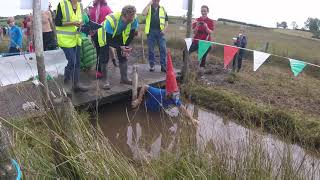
[184,38,192,52]
[224,46,239,68]
[253,51,270,71]
[198,40,212,63]
[289,59,307,77]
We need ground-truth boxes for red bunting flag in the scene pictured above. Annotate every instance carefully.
[224,46,239,68]
[166,49,179,95]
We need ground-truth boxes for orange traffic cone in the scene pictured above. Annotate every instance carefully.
[166,49,179,95]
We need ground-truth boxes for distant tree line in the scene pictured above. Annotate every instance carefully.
[304,17,320,39]
[276,21,288,29]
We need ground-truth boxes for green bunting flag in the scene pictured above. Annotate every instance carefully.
[198,40,212,63]
[289,59,307,77]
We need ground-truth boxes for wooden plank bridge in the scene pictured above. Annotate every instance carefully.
[0,50,181,119]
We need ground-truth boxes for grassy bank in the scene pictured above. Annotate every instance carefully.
[3,108,316,179]
[182,75,320,150]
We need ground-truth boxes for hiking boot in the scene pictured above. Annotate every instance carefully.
[149,66,155,72]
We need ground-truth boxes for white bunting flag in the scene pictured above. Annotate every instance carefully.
[253,51,270,71]
[184,38,193,52]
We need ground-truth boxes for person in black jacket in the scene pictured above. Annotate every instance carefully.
[233,28,247,72]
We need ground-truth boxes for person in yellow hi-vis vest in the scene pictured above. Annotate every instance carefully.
[97,5,139,89]
[55,0,88,93]
[142,0,169,72]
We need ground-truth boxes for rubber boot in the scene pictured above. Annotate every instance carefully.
[101,64,111,90]
[72,68,89,92]
[119,62,132,85]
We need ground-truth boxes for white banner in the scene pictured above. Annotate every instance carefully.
[184,38,193,52]
[253,51,270,71]
[20,0,49,11]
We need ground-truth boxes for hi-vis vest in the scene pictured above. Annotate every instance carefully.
[56,0,82,48]
[97,12,132,47]
[145,6,166,34]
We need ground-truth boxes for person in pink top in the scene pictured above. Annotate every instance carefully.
[89,0,112,24]
[89,0,118,79]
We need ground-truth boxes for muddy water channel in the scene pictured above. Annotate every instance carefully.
[98,102,320,179]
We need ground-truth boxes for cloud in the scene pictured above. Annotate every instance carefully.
[1,0,319,28]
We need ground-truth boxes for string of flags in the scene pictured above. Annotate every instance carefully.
[184,38,320,77]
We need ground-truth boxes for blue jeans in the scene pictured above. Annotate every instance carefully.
[62,46,81,84]
[147,29,167,68]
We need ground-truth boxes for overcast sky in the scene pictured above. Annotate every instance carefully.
[1,0,319,28]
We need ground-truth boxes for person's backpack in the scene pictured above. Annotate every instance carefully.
[80,37,96,70]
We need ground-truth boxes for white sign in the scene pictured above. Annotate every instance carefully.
[182,0,195,10]
[20,0,49,11]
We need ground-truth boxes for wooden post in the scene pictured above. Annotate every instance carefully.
[33,0,50,106]
[132,65,138,101]
[186,0,193,38]
[182,0,193,83]
[264,42,269,52]
[141,33,146,64]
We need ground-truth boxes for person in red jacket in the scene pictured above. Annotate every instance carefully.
[189,5,215,67]
[89,0,118,79]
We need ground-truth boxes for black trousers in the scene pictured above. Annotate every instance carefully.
[43,31,57,51]
[189,42,211,67]
[232,49,244,70]
[93,33,105,72]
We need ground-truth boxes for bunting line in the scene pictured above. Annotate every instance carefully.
[192,38,320,69]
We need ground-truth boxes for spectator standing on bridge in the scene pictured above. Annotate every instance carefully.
[89,0,118,80]
[96,5,139,89]
[189,5,215,68]
[142,0,169,72]
[7,17,23,54]
[55,0,88,93]
[232,27,247,72]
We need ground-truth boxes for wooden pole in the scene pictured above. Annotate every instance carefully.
[182,0,193,83]
[132,65,138,101]
[33,0,51,106]
[186,0,193,38]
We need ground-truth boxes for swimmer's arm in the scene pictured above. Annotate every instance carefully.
[132,85,149,108]
[180,105,198,124]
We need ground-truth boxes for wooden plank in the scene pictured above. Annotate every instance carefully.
[72,64,181,108]
[0,63,180,119]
